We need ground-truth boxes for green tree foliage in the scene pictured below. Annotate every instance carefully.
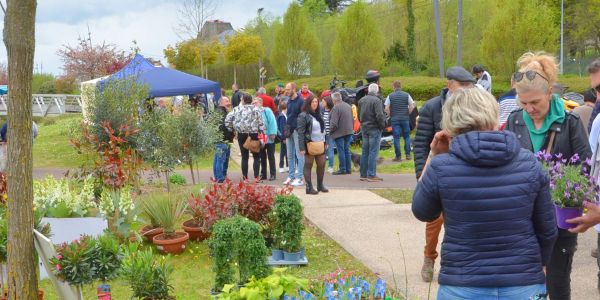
[163,39,221,73]
[564,0,600,56]
[225,32,264,83]
[480,0,559,78]
[331,1,384,78]
[32,73,54,94]
[302,0,329,20]
[406,0,416,71]
[271,2,321,77]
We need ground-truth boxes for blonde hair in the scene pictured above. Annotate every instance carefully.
[515,52,558,94]
[442,88,499,137]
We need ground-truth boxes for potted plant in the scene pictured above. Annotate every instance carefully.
[141,196,189,254]
[138,194,164,242]
[121,243,174,300]
[49,235,97,300]
[537,152,599,229]
[94,233,122,299]
[217,268,309,299]
[208,216,271,292]
[181,192,210,241]
[272,195,304,261]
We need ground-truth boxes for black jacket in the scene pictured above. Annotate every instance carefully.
[413,88,449,179]
[357,95,386,132]
[231,90,242,108]
[217,106,234,143]
[297,112,324,152]
[505,108,591,161]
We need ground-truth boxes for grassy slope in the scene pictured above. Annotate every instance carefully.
[370,189,414,204]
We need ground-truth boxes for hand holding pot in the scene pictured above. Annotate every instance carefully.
[566,201,600,233]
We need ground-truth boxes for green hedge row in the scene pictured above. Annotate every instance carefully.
[265,75,592,103]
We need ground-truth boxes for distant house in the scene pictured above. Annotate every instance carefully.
[198,20,235,44]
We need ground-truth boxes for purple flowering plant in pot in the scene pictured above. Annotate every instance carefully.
[536,151,599,229]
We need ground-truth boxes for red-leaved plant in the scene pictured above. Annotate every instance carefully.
[189,179,292,232]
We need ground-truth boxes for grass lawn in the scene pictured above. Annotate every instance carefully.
[38,183,378,299]
[31,114,236,172]
[370,189,414,204]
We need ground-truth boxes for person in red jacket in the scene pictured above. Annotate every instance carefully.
[300,83,312,100]
[257,87,277,116]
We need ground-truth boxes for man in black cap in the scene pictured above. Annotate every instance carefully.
[413,66,475,283]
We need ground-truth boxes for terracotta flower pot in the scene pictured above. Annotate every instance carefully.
[140,225,164,242]
[152,231,189,254]
[182,219,210,241]
[38,290,44,300]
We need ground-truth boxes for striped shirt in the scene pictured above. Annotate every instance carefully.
[322,109,331,135]
[499,97,519,126]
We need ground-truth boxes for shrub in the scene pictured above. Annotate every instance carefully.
[169,173,186,185]
[121,243,173,299]
[218,268,309,300]
[140,195,187,238]
[208,216,271,291]
[272,195,304,252]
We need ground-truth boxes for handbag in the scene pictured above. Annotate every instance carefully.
[307,141,325,156]
[243,136,261,153]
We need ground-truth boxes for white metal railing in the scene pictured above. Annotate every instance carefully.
[0,94,82,116]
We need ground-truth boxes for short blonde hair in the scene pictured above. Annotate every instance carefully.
[515,52,558,94]
[442,88,498,137]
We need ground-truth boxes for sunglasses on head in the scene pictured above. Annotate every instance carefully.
[512,70,549,83]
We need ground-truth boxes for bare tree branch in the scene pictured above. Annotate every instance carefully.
[174,0,219,41]
[0,1,6,15]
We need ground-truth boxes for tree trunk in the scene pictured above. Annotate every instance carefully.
[164,171,170,193]
[233,66,237,85]
[188,159,196,185]
[3,1,39,299]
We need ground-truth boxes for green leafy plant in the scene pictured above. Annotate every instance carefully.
[33,175,96,218]
[94,233,122,282]
[140,195,187,238]
[49,235,97,286]
[272,195,304,252]
[208,216,271,291]
[120,243,174,299]
[218,268,309,300]
[168,173,187,185]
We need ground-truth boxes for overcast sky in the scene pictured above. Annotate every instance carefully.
[0,0,291,75]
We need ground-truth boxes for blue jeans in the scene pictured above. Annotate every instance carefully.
[286,130,305,180]
[212,142,230,182]
[334,135,352,173]
[326,135,335,168]
[392,119,411,158]
[360,129,381,178]
[438,284,547,300]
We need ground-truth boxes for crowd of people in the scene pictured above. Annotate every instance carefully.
[413,52,600,300]
[210,51,600,299]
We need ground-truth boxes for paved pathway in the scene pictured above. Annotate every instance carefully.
[295,189,598,299]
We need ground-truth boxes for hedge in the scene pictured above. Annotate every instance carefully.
[265,75,592,103]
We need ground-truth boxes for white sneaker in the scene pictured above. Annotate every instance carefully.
[328,167,334,174]
[291,179,305,186]
[284,167,289,172]
[283,178,293,185]
[279,168,285,173]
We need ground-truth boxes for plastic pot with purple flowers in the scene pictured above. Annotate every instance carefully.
[537,152,599,229]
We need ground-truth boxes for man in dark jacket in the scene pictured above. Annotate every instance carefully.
[284,82,305,187]
[586,59,600,133]
[358,83,386,182]
[330,92,354,175]
[413,66,475,282]
[213,97,234,183]
[231,83,242,108]
[385,80,415,161]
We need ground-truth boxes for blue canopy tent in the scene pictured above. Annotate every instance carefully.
[100,54,221,101]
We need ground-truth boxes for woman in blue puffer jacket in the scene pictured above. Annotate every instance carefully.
[412,87,558,300]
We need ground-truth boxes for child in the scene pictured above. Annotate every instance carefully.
[277,100,288,173]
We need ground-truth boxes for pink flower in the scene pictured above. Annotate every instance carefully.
[56,254,62,260]
[55,264,61,271]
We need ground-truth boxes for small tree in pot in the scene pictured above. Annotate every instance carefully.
[272,195,304,261]
[182,192,211,241]
[141,196,189,254]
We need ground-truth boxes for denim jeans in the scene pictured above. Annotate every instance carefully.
[335,135,352,173]
[392,119,411,158]
[360,129,382,178]
[279,142,288,168]
[212,142,230,182]
[286,130,304,180]
[325,135,335,168]
[438,284,547,300]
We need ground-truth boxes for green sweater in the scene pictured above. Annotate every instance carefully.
[522,95,565,152]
